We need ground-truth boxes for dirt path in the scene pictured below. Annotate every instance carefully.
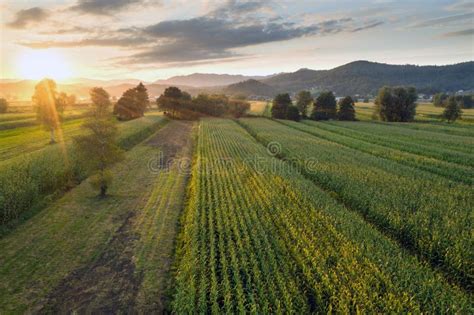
[39,120,195,313]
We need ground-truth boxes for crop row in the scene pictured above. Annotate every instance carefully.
[278,119,473,185]
[172,118,470,313]
[0,113,167,227]
[238,118,473,290]
[314,121,474,166]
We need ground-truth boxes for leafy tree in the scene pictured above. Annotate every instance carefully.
[337,96,356,121]
[33,79,64,143]
[287,105,301,121]
[433,93,448,107]
[296,90,312,118]
[0,98,8,113]
[135,82,150,109]
[374,86,417,122]
[74,87,123,197]
[271,93,292,119]
[157,86,187,117]
[113,83,149,120]
[442,96,462,123]
[311,91,336,120]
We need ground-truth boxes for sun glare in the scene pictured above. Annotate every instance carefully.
[17,50,73,81]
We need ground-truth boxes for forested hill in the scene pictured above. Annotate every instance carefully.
[260,61,474,96]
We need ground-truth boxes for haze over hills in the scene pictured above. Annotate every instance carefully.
[154,73,272,87]
[1,61,473,100]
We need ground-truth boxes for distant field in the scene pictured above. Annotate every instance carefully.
[355,102,474,122]
[249,100,271,116]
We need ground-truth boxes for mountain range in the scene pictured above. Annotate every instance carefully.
[1,61,473,101]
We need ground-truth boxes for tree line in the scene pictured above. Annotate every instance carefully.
[271,86,464,123]
[156,86,250,119]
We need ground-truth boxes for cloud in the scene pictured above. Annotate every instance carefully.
[6,7,49,29]
[16,0,385,66]
[412,12,474,28]
[70,0,159,15]
[445,0,474,11]
[351,21,384,32]
[440,28,474,38]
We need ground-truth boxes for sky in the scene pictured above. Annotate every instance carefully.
[1,0,473,81]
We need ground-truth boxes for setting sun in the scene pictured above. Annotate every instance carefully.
[17,50,72,80]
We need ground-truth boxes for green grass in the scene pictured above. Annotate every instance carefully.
[0,112,167,229]
[238,118,473,290]
[0,122,193,312]
[172,118,470,313]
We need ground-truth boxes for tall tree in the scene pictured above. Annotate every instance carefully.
[156,86,185,117]
[0,98,8,113]
[375,86,417,122]
[33,79,64,143]
[311,91,337,120]
[337,96,356,121]
[74,87,123,197]
[271,93,292,119]
[296,90,312,118]
[113,83,149,120]
[442,96,462,123]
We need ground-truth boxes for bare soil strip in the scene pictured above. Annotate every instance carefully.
[39,120,195,313]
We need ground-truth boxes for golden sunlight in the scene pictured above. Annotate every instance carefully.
[17,50,73,80]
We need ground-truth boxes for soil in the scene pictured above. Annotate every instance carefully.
[38,120,194,314]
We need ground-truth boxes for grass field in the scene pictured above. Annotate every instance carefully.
[0,111,472,312]
[0,112,167,230]
[0,120,194,312]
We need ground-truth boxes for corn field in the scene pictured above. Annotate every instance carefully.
[172,119,471,313]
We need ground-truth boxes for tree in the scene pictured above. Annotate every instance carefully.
[374,86,417,122]
[271,93,292,119]
[74,87,123,197]
[296,90,312,118]
[157,86,186,117]
[311,91,336,120]
[337,96,356,121]
[33,79,64,143]
[433,93,448,107]
[442,96,462,123]
[135,82,150,109]
[113,83,149,120]
[287,105,301,121]
[0,98,8,113]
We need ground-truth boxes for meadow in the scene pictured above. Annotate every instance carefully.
[0,102,472,312]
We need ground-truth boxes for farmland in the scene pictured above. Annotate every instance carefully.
[0,105,473,313]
